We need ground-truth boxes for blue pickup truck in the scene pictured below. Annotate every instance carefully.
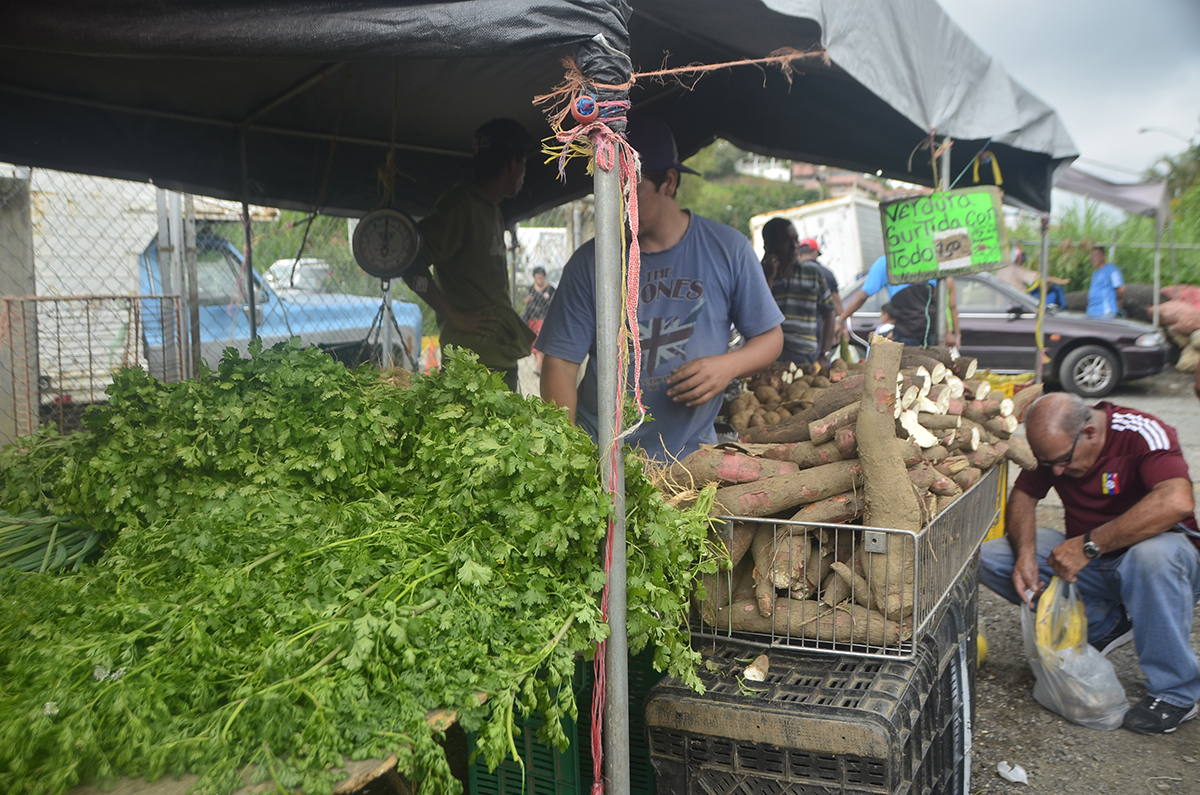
[139,232,424,375]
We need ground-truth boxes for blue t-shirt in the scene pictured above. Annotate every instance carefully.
[538,213,784,462]
[1087,262,1124,317]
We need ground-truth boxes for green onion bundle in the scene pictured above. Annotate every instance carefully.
[0,510,102,573]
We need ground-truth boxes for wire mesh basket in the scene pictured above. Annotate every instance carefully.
[692,463,1002,659]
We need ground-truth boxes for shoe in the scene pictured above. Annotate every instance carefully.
[1122,696,1199,735]
[1090,610,1134,657]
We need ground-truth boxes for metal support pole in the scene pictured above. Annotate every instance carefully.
[1036,216,1050,383]
[169,192,191,378]
[565,201,576,253]
[381,280,394,369]
[595,161,629,795]
[155,189,172,296]
[936,140,951,345]
[1169,219,1178,288]
[184,195,200,377]
[509,222,520,313]
[155,188,180,381]
[239,130,257,342]
[1152,221,1162,328]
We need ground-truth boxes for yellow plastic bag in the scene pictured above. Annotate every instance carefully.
[1020,577,1128,729]
[1033,577,1087,667]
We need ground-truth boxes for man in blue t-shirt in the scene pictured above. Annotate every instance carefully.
[537,116,784,462]
[1086,245,1125,318]
[839,256,960,347]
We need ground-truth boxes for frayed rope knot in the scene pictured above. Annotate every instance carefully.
[537,94,647,439]
[543,108,632,181]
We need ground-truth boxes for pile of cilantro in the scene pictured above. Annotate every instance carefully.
[0,341,714,795]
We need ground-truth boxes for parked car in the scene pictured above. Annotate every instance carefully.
[139,233,423,374]
[265,258,335,294]
[842,271,1168,398]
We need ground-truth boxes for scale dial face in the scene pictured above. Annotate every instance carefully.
[352,208,421,279]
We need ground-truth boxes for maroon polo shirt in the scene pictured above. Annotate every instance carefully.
[1014,402,1200,553]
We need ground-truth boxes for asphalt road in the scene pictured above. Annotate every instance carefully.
[971,368,1200,795]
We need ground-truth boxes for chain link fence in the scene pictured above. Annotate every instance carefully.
[0,164,592,440]
[0,166,190,441]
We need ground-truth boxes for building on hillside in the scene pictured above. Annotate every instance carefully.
[791,162,930,203]
[734,155,793,183]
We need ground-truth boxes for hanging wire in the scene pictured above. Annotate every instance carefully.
[947,138,996,190]
[375,61,417,205]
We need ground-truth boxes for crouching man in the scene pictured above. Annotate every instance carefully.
[979,392,1200,734]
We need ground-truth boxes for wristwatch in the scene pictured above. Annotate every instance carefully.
[1082,531,1101,559]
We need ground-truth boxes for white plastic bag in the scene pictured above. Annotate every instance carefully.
[1020,578,1128,730]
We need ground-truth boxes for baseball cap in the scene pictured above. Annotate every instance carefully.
[625,114,701,176]
[799,238,820,253]
[472,118,533,159]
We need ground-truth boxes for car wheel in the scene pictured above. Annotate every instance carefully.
[1059,345,1119,398]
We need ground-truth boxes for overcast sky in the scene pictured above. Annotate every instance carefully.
[938,0,1200,184]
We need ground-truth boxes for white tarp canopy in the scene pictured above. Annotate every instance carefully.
[1043,167,1172,330]
[1056,166,1169,228]
[779,0,1078,165]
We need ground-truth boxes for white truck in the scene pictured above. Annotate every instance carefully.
[749,195,885,288]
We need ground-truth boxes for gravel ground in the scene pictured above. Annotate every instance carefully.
[970,368,1200,795]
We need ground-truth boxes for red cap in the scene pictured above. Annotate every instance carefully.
[799,238,820,253]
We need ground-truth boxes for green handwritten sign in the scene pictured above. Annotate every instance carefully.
[879,186,1008,284]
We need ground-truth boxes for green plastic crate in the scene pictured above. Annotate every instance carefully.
[467,709,581,795]
[467,665,586,795]
[467,648,663,795]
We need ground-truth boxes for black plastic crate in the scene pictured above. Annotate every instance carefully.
[648,561,978,795]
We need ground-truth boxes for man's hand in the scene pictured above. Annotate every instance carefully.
[762,254,780,283]
[1011,554,1045,608]
[1047,535,1090,583]
[523,293,532,305]
[945,331,960,347]
[447,306,499,335]
[666,356,736,407]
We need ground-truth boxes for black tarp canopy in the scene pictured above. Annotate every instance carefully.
[0,0,1077,218]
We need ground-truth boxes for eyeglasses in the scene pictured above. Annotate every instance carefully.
[1037,427,1083,469]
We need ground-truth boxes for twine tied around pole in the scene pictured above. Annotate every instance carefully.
[533,48,827,794]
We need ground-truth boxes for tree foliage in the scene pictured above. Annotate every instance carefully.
[676,141,820,239]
